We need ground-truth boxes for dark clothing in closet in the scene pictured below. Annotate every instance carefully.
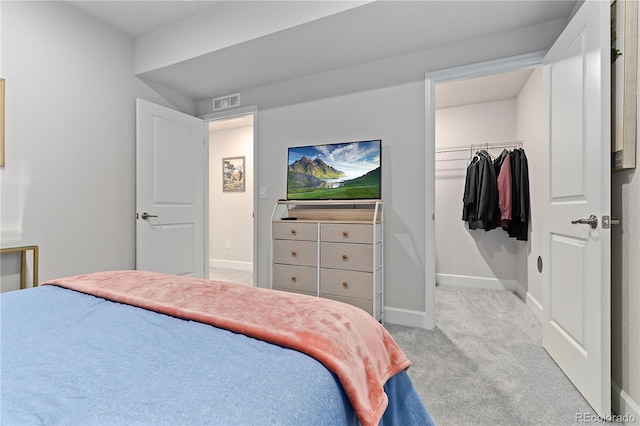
[462,152,498,230]
[462,157,478,224]
[462,147,530,241]
[495,150,512,228]
[506,149,530,241]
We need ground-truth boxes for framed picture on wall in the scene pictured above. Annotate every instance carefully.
[223,156,245,192]
[611,0,638,171]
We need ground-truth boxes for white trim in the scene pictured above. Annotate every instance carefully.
[424,76,436,331]
[436,273,519,292]
[384,307,431,329]
[526,292,544,324]
[426,51,546,83]
[424,50,547,333]
[612,381,640,425]
[209,259,253,271]
[199,105,257,122]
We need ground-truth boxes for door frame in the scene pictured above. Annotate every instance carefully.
[201,105,258,286]
[423,51,546,329]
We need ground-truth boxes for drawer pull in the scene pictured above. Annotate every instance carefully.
[290,229,297,235]
[291,276,297,282]
[342,254,348,261]
[342,281,349,289]
[291,250,297,257]
[343,230,349,238]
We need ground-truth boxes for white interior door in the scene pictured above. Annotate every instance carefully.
[543,0,611,417]
[136,99,206,277]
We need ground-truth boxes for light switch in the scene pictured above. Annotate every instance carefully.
[260,187,267,199]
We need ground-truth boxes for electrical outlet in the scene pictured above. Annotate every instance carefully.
[225,240,230,249]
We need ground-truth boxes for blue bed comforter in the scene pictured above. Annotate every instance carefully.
[1,285,433,425]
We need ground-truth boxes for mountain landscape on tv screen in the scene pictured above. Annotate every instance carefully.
[287,156,380,200]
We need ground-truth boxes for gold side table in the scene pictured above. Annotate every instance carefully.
[0,245,39,289]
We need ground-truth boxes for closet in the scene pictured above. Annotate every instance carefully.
[434,67,543,309]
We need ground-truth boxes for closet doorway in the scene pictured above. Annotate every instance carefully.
[426,5,613,415]
[207,110,256,286]
[423,52,546,330]
[433,65,544,323]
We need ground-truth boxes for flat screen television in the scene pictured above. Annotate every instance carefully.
[287,139,381,200]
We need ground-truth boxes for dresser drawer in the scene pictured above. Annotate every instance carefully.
[273,264,317,294]
[273,287,316,298]
[273,240,317,267]
[322,294,374,316]
[321,223,378,244]
[320,268,372,300]
[273,222,317,241]
[320,242,373,272]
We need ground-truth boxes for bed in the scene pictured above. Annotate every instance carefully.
[1,270,434,425]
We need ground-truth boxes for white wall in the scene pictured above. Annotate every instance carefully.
[0,1,182,290]
[209,123,253,270]
[256,82,426,312]
[516,67,545,317]
[435,99,522,292]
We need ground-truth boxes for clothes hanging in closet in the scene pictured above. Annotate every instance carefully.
[462,148,530,241]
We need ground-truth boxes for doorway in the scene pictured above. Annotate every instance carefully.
[426,4,614,410]
[207,112,256,286]
[433,66,543,322]
[424,51,546,330]
[431,61,598,420]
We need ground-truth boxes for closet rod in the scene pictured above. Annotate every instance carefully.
[435,140,523,154]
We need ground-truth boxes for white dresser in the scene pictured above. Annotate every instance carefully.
[270,200,383,322]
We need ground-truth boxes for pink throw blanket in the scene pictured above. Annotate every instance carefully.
[44,270,410,426]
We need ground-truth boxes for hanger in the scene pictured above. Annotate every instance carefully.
[466,145,476,166]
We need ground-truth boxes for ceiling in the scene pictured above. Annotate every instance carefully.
[69,1,231,38]
[66,1,576,107]
[435,68,536,109]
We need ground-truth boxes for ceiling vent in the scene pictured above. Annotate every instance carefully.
[213,93,240,110]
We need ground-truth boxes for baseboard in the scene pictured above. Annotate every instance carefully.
[436,273,519,292]
[525,292,544,324]
[209,259,252,271]
[384,307,433,329]
[612,381,640,425]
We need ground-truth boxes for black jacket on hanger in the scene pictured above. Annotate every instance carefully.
[506,149,530,241]
[462,151,497,230]
[462,156,479,226]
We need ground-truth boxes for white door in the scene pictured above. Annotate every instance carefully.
[543,0,610,417]
[136,99,207,277]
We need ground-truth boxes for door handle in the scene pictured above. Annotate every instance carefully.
[141,212,158,220]
[571,214,598,229]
